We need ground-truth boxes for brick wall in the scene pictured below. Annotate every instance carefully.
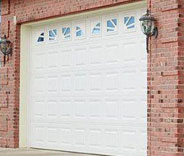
[0,0,183,155]
[147,0,182,155]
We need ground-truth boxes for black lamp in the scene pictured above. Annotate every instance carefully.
[0,35,12,65]
[139,10,158,53]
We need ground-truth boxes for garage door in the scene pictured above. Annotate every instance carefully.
[29,5,147,156]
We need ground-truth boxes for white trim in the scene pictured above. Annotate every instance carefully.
[20,25,32,147]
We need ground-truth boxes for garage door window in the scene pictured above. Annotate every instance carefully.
[49,29,57,41]
[76,26,83,37]
[62,27,71,39]
[92,22,101,35]
[107,18,117,32]
[75,22,85,38]
[124,16,135,29]
[37,32,44,42]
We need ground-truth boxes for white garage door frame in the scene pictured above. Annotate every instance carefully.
[20,1,147,155]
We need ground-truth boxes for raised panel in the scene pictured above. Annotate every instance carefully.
[74,74,87,91]
[89,99,103,119]
[33,100,45,117]
[47,128,57,143]
[33,53,46,70]
[104,129,119,149]
[47,76,58,93]
[33,126,45,144]
[60,49,72,67]
[33,77,45,93]
[74,129,86,146]
[59,127,73,145]
[47,101,57,118]
[74,48,87,66]
[105,44,119,64]
[120,98,137,122]
[89,129,103,147]
[121,128,137,154]
[60,74,72,92]
[104,72,119,91]
[74,99,87,118]
[59,100,72,118]
[89,73,102,91]
[47,51,58,69]
[105,99,119,120]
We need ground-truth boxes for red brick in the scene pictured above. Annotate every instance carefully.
[0,114,8,131]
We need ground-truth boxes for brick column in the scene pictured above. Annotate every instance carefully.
[148,0,181,155]
[0,0,19,148]
[177,0,184,154]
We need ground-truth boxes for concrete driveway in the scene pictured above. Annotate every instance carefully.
[0,148,100,156]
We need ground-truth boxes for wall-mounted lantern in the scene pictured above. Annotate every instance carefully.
[139,10,158,53]
[0,35,12,65]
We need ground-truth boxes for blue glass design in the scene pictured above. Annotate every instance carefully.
[37,32,44,42]
[124,16,135,29]
[76,26,83,37]
[49,29,57,40]
[92,22,101,35]
[112,19,117,25]
[62,27,71,39]
[107,18,117,32]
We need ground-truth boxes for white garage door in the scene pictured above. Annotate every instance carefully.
[29,5,147,156]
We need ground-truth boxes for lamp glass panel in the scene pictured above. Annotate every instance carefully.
[140,19,154,36]
[0,42,7,54]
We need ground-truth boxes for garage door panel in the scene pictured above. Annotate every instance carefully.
[89,45,104,66]
[47,77,58,93]
[120,73,137,89]
[120,127,147,153]
[59,99,73,118]
[74,73,87,92]
[60,74,72,93]
[59,48,73,68]
[73,47,88,67]
[89,72,103,92]
[32,52,47,70]
[104,129,119,149]
[88,128,103,148]
[104,98,119,120]
[47,51,59,69]
[30,6,147,156]
[73,98,88,119]
[88,98,103,119]
[105,44,119,64]
[74,128,87,146]
[31,124,46,146]
[33,100,45,119]
[33,76,46,93]
[104,71,119,91]
[47,127,58,144]
[59,127,73,147]
[47,100,58,119]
